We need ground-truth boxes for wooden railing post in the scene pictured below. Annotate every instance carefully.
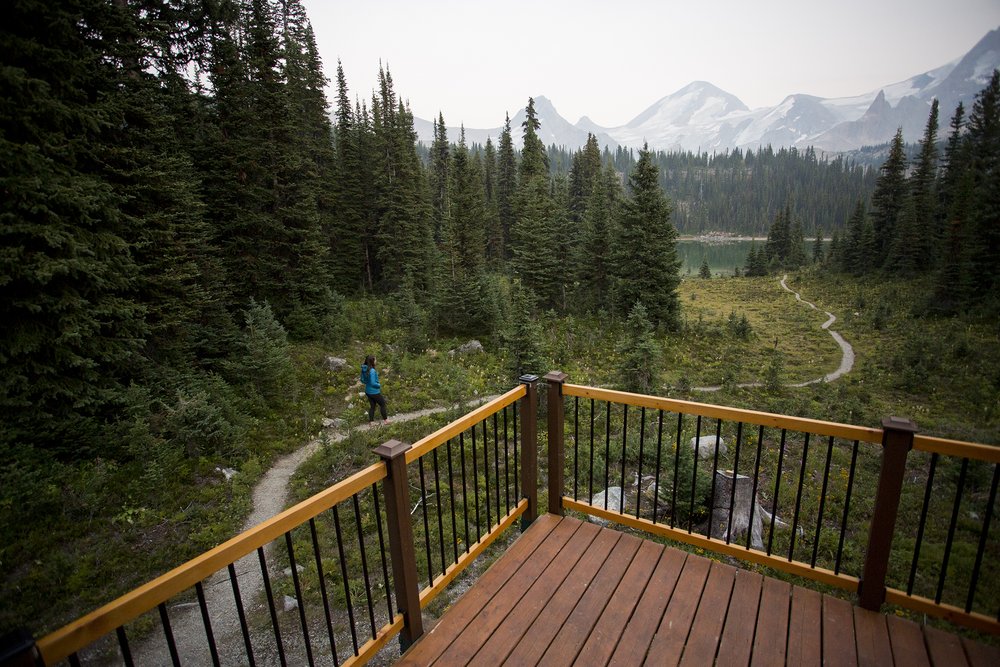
[858,416,918,610]
[519,375,539,529]
[544,371,569,516]
[373,439,423,651]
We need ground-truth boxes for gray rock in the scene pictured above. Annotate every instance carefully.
[588,487,624,526]
[215,466,237,481]
[283,595,298,612]
[449,340,484,356]
[282,565,305,578]
[324,356,348,372]
[690,435,727,458]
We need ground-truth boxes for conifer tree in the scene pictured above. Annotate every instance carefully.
[613,145,681,328]
[429,112,450,242]
[482,138,504,265]
[330,61,367,292]
[909,99,940,268]
[871,129,908,267]
[964,69,1000,303]
[511,98,560,306]
[496,114,517,260]
[0,0,146,453]
[576,163,622,311]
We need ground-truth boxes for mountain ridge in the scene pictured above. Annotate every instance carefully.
[414,28,1000,154]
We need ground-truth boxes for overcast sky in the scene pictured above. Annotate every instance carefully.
[299,0,1000,129]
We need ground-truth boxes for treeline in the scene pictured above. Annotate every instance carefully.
[531,144,877,237]
[823,73,1000,314]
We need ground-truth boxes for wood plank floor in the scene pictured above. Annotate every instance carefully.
[398,515,999,666]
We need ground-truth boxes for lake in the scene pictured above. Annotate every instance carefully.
[677,239,825,276]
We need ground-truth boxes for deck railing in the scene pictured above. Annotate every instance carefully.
[8,372,998,666]
[543,372,1000,635]
[17,381,538,667]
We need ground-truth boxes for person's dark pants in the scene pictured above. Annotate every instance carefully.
[366,392,387,421]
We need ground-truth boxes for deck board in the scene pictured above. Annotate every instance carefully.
[400,515,998,666]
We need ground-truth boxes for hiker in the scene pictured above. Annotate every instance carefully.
[361,354,388,423]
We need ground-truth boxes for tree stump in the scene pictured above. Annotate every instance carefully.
[709,470,764,549]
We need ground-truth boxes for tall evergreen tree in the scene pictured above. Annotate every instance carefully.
[870,128,908,267]
[330,60,367,292]
[909,99,940,268]
[964,69,1000,304]
[612,145,681,328]
[576,163,622,311]
[429,112,450,242]
[481,138,504,265]
[496,113,517,261]
[0,0,146,453]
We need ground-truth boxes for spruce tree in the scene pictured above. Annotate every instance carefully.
[909,99,940,268]
[964,69,1000,304]
[576,163,621,311]
[496,114,517,261]
[0,0,146,454]
[871,129,908,268]
[613,145,682,328]
[429,112,450,243]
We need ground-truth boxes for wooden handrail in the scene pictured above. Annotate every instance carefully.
[405,386,526,464]
[37,463,387,664]
[913,434,1000,463]
[563,383,883,444]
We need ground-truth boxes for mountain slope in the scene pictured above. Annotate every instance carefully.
[413,28,1000,154]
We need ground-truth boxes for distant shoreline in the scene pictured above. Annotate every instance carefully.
[677,234,827,243]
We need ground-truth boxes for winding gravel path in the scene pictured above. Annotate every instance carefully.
[131,396,498,666]
[692,274,854,392]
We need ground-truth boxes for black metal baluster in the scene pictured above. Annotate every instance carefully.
[284,532,314,666]
[653,410,664,524]
[372,484,394,622]
[725,422,744,545]
[447,439,459,564]
[333,505,360,655]
[907,453,938,595]
[481,420,493,529]
[227,564,256,667]
[471,426,481,538]
[671,413,683,528]
[195,582,221,667]
[492,417,501,521]
[503,409,511,514]
[766,429,787,555]
[432,448,447,575]
[620,404,629,514]
[689,416,702,532]
[966,463,999,613]
[811,437,835,568]
[788,433,811,562]
[636,407,647,519]
[706,418,723,540]
[936,458,969,604]
[116,626,134,667]
[574,397,580,502]
[589,399,596,503]
[835,440,860,575]
[746,425,764,551]
[513,403,519,500]
[158,603,181,667]
[352,495,378,641]
[68,655,82,667]
[460,432,471,548]
[604,401,611,510]
[307,520,337,665]
[258,547,287,666]
[418,455,434,585]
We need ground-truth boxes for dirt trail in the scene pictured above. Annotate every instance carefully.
[130,396,497,666]
[692,274,854,392]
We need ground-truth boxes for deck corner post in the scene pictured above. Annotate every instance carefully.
[519,375,540,529]
[373,439,424,650]
[544,371,569,516]
[858,416,917,611]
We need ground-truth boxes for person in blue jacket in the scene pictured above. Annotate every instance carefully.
[361,354,388,423]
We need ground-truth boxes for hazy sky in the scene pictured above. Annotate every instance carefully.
[300,0,1000,129]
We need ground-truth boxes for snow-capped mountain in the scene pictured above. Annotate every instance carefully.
[414,28,1000,154]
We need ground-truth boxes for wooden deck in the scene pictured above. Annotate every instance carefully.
[398,514,999,666]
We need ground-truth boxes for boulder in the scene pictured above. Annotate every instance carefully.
[708,470,764,550]
[324,356,348,372]
[283,595,298,612]
[690,435,727,458]
[587,487,624,526]
[449,340,484,357]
